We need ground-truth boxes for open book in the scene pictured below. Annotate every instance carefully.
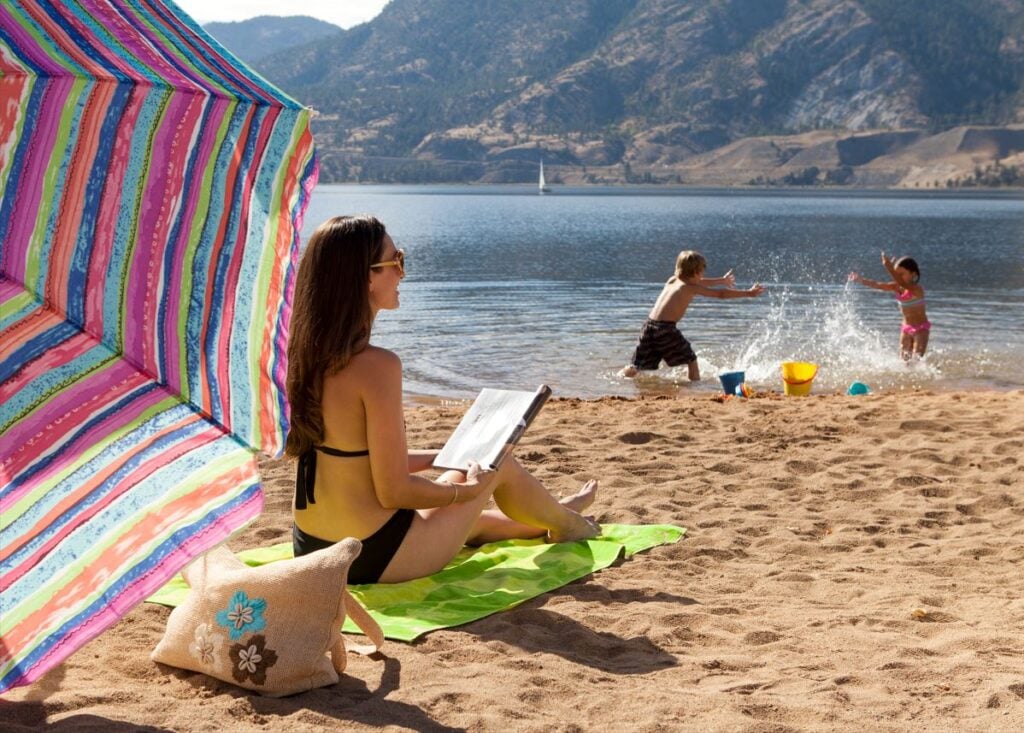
[432,385,552,472]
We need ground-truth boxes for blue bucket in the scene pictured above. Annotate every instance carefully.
[718,371,745,396]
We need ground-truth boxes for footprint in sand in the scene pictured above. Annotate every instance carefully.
[708,461,744,475]
[744,630,783,645]
[955,494,1015,516]
[898,419,953,433]
[785,459,821,475]
[617,431,660,445]
[878,661,908,670]
[890,474,941,489]
[776,572,815,582]
[993,439,1023,457]
[987,692,1015,709]
[910,609,957,623]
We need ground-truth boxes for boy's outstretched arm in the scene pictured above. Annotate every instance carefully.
[700,269,736,287]
[690,282,764,299]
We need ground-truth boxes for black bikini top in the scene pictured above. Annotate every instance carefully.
[294,444,370,510]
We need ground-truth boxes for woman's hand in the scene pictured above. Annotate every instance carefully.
[848,271,861,283]
[722,269,736,287]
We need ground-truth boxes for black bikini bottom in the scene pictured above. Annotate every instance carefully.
[292,508,416,584]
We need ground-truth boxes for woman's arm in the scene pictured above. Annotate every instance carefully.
[360,349,486,508]
[408,449,439,474]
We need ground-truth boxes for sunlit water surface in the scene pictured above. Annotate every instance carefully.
[302,185,1024,399]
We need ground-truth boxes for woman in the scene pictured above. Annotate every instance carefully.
[285,215,599,584]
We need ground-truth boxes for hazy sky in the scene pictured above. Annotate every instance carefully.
[174,0,389,29]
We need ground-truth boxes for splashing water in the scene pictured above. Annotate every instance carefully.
[698,283,944,393]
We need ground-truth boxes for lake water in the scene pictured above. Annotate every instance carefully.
[301,185,1024,400]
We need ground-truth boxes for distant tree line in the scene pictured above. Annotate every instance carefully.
[946,163,1023,188]
[747,166,855,187]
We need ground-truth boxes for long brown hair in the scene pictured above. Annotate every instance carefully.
[285,215,387,457]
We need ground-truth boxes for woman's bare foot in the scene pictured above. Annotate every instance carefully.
[561,479,598,513]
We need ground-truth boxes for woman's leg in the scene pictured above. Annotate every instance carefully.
[377,471,499,582]
[467,479,598,545]
[378,460,599,583]
[487,457,599,543]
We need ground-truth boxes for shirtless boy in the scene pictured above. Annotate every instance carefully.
[620,250,764,381]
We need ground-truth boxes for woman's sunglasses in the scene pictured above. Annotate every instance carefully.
[370,248,405,277]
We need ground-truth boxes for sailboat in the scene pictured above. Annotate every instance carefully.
[538,159,551,194]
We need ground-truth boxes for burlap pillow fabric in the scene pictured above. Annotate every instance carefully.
[152,538,383,696]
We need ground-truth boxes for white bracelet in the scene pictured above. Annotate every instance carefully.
[447,483,458,506]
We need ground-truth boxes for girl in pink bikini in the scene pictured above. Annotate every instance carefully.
[849,252,930,360]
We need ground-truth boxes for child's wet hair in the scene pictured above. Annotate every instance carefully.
[675,250,707,279]
[895,256,921,283]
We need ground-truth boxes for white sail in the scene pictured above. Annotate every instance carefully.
[538,159,550,194]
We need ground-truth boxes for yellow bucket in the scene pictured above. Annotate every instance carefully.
[781,361,818,396]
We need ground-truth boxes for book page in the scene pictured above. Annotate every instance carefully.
[433,388,541,471]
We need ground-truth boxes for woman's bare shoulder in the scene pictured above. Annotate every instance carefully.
[353,345,401,370]
[343,347,402,391]
[323,347,401,389]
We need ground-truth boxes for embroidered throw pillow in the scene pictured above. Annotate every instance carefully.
[152,537,383,697]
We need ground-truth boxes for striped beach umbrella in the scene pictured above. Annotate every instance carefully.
[0,1,317,691]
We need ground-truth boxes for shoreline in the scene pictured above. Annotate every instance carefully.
[404,382,1024,407]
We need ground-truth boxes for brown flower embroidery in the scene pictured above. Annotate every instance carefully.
[229,634,278,685]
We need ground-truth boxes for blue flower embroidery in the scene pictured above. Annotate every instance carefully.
[215,591,267,640]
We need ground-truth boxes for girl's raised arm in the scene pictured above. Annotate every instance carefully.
[881,251,901,284]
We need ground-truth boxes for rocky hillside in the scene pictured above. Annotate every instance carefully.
[239,0,1024,185]
[204,16,340,67]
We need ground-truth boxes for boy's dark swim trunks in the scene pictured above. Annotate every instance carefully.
[630,318,697,370]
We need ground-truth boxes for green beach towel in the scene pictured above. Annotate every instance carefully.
[147,524,684,641]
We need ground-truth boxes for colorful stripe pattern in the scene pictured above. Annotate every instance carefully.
[0,0,317,692]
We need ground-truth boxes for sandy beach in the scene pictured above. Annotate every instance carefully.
[4,390,1024,732]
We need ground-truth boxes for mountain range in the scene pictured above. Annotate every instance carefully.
[204,16,340,66]
[216,2,1024,186]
